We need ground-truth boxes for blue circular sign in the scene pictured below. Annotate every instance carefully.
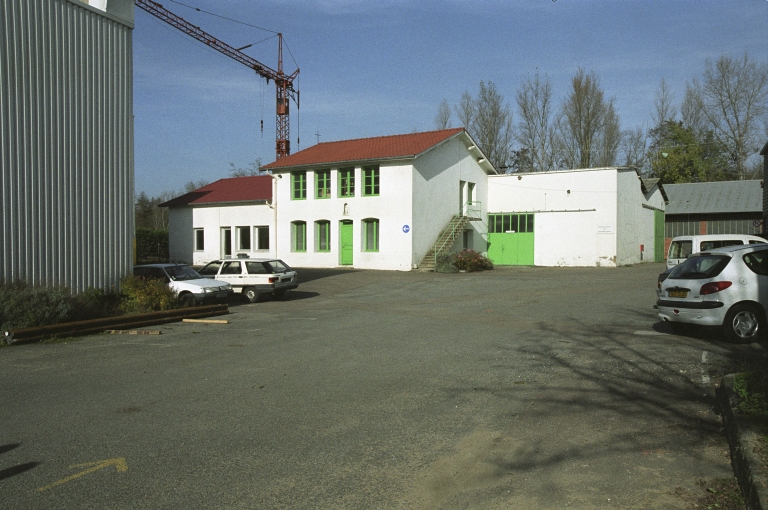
[402,225,410,233]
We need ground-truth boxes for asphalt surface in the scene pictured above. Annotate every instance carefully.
[1,263,763,509]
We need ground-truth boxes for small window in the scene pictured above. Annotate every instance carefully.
[292,171,306,200]
[339,167,355,197]
[254,226,269,250]
[487,214,534,233]
[236,226,251,251]
[194,228,204,251]
[245,261,269,274]
[221,228,232,257]
[668,240,692,259]
[363,166,379,196]
[744,250,768,276]
[198,261,221,276]
[292,221,307,252]
[316,220,330,252]
[316,170,331,199]
[363,218,379,252]
[221,261,242,275]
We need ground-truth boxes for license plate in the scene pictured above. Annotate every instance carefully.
[668,290,688,298]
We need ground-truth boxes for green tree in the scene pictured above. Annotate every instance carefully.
[648,121,731,183]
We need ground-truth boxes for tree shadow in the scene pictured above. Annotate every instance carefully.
[0,444,39,481]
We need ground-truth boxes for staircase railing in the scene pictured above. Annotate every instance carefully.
[430,201,483,267]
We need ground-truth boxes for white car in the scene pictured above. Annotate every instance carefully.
[197,257,298,303]
[657,244,768,342]
[133,264,233,307]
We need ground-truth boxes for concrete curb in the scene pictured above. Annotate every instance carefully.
[717,374,768,510]
[3,304,229,346]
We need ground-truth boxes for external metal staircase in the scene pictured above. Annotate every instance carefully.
[417,202,483,271]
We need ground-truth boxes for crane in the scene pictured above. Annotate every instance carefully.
[135,0,300,160]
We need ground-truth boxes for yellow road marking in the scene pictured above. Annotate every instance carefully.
[37,458,127,492]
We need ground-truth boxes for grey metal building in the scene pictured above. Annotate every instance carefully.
[1,0,134,292]
[663,180,763,249]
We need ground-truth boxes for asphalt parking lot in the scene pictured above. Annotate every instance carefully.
[1,263,763,509]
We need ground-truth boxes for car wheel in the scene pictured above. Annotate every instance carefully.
[179,293,196,308]
[723,303,764,343]
[244,287,260,303]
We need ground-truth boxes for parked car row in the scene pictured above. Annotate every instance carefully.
[133,256,298,306]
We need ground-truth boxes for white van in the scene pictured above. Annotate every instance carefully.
[666,234,766,269]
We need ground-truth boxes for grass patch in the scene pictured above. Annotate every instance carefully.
[733,370,768,417]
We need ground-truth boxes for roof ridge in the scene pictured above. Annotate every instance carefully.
[311,127,465,147]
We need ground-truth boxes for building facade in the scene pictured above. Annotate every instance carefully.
[1,0,135,291]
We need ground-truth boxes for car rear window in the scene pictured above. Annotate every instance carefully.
[668,254,730,280]
[699,240,743,251]
[668,240,692,259]
[263,260,290,273]
[744,250,768,276]
[245,261,269,274]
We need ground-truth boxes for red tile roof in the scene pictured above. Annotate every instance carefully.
[160,175,272,207]
[262,128,466,170]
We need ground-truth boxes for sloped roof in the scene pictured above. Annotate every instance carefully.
[160,175,272,207]
[261,128,469,170]
[641,178,668,203]
[664,180,761,215]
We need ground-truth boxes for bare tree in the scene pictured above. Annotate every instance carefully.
[229,159,264,177]
[680,83,706,135]
[454,91,474,130]
[556,68,620,168]
[620,127,648,171]
[515,71,557,171]
[434,99,452,130]
[652,78,676,126]
[693,53,768,179]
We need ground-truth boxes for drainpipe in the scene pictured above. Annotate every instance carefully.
[269,173,282,258]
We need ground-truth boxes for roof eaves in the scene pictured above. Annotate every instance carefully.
[163,199,271,208]
[268,155,417,172]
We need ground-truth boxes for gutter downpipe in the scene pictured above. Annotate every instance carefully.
[269,172,281,259]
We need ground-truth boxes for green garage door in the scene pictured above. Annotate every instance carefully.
[487,213,534,266]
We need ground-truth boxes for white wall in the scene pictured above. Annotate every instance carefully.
[412,137,490,263]
[488,168,620,267]
[168,203,275,265]
[274,165,414,270]
[616,170,660,265]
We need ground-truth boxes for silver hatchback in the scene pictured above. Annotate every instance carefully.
[657,243,768,342]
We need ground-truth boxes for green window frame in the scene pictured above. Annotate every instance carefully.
[292,171,306,200]
[291,221,307,252]
[363,166,379,196]
[315,170,331,199]
[315,220,331,252]
[487,214,534,233]
[339,167,355,197]
[363,218,379,252]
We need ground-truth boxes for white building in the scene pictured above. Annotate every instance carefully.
[165,130,667,269]
[162,176,275,265]
[487,167,667,266]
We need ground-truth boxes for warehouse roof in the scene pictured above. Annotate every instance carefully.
[664,180,761,215]
[160,175,272,207]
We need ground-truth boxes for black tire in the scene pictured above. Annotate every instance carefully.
[723,303,764,343]
[179,293,196,308]
[244,287,260,303]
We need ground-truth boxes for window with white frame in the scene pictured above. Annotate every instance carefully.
[254,226,269,250]
[236,226,251,251]
[194,228,204,251]
[221,228,232,257]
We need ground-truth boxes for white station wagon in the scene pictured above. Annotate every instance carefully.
[198,257,299,303]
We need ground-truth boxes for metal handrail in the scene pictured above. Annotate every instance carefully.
[430,201,483,267]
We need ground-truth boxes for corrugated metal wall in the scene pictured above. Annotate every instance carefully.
[1,0,134,292]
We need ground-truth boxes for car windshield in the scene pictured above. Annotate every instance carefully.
[668,240,692,259]
[164,265,202,281]
[263,260,290,273]
[668,254,730,280]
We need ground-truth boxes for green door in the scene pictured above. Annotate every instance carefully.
[340,220,353,265]
[487,233,534,265]
[654,210,665,262]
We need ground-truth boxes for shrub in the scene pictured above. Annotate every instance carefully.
[734,370,768,417]
[0,281,74,331]
[435,253,459,273]
[119,275,177,314]
[70,287,122,322]
[451,249,494,272]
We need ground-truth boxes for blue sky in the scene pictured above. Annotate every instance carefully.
[133,0,768,196]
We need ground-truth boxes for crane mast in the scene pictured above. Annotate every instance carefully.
[135,0,299,160]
